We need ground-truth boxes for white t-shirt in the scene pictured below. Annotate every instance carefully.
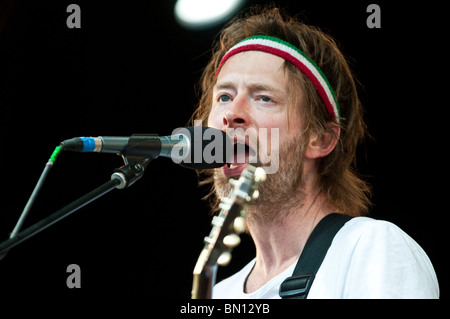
[213,217,439,299]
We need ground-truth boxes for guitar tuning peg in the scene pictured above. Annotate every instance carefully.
[223,234,241,248]
[229,179,238,186]
[233,216,246,234]
[254,167,267,182]
[252,189,260,200]
[218,251,232,266]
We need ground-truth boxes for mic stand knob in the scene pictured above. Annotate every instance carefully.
[111,159,150,189]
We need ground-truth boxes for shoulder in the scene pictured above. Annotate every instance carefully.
[309,217,440,298]
[336,217,431,257]
[336,218,400,243]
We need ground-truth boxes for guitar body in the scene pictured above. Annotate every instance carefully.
[191,165,266,299]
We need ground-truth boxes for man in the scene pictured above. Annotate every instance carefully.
[192,7,439,298]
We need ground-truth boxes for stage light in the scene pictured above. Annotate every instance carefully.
[174,0,245,30]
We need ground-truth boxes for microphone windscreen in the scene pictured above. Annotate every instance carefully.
[177,126,232,170]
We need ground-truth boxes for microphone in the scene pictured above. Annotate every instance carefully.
[59,126,232,169]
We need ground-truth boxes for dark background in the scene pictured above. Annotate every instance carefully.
[0,0,447,304]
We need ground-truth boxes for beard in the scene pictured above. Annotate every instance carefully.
[212,133,307,223]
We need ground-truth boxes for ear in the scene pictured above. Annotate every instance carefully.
[304,123,341,159]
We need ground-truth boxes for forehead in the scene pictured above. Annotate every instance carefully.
[215,51,289,91]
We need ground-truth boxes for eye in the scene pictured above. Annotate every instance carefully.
[257,95,275,104]
[218,94,231,102]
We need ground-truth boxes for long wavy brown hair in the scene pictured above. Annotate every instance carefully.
[191,7,371,217]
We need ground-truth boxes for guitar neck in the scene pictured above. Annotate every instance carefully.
[191,263,217,299]
[190,165,266,299]
[191,203,243,299]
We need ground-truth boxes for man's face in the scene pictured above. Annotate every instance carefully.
[207,51,307,203]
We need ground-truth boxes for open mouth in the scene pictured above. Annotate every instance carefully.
[223,136,257,176]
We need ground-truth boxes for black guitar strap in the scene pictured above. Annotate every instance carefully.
[279,213,352,299]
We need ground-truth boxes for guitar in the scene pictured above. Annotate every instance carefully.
[191,165,266,299]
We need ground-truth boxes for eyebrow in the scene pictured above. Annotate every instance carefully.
[213,81,235,91]
[214,81,284,95]
[251,83,283,94]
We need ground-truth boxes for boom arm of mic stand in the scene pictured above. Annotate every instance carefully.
[0,159,149,259]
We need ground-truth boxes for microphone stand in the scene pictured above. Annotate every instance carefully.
[0,159,150,259]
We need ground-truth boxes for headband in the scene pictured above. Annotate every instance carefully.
[216,35,341,123]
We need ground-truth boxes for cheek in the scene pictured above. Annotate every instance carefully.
[256,114,293,138]
[258,113,302,155]
[207,112,217,128]
[207,110,219,128]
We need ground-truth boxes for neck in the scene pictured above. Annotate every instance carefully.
[244,187,334,293]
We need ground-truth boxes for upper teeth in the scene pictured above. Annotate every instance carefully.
[229,164,239,169]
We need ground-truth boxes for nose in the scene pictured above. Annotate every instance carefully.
[223,110,246,127]
[222,96,250,128]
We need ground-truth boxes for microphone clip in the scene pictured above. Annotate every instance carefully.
[121,134,161,165]
[112,159,150,190]
[112,134,160,189]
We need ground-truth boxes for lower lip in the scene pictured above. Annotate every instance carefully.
[221,163,248,177]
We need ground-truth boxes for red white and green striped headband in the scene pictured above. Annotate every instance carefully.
[216,35,341,123]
